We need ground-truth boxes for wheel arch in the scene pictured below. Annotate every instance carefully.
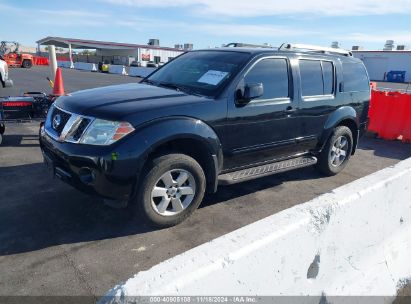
[130,117,223,196]
[318,106,359,155]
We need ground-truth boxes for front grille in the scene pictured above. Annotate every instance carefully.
[71,118,91,141]
[50,107,71,135]
[45,105,94,143]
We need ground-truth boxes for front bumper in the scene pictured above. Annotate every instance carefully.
[39,131,139,201]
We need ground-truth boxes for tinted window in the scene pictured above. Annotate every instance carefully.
[322,61,334,94]
[244,58,289,100]
[147,51,251,97]
[300,60,335,96]
[300,60,323,96]
[342,62,370,92]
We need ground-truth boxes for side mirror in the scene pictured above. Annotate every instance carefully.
[236,83,264,105]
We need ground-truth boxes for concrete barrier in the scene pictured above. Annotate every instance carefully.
[57,61,73,69]
[109,64,127,75]
[101,157,411,301]
[129,67,156,78]
[74,62,97,72]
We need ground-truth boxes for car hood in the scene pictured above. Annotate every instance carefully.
[55,83,208,121]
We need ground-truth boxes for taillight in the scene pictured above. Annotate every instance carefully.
[2,102,33,107]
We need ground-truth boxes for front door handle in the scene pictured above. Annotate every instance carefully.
[285,106,297,114]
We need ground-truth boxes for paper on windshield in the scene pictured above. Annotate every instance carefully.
[197,70,229,86]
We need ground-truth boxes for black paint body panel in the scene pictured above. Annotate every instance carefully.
[40,48,370,200]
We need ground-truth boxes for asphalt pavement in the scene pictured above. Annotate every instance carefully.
[0,66,139,96]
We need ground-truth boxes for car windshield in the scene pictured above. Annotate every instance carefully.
[144,51,251,97]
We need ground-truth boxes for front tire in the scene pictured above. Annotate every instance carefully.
[22,60,32,68]
[136,153,206,228]
[316,126,353,176]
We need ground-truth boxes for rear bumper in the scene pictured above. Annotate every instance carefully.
[39,131,140,201]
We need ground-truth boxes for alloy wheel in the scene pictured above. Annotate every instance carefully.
[329,135,349,167]
[151,169,196,216]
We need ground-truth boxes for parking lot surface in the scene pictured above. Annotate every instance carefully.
[1,67,411,299]
[1,66,139,96]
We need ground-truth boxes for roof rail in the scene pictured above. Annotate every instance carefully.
[279,43,353,57]
[224,42,273,49]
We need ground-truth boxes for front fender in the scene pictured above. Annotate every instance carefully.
[134,116,222,157]
[318,106,359,151]
[122,116,223,190]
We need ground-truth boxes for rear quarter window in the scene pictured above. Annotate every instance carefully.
[342,62,369,92]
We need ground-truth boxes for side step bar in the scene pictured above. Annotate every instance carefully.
[218,156,317,185]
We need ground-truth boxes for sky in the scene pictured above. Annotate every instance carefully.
[1,0,411,50]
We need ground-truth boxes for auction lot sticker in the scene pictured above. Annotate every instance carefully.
[197,70,228,85]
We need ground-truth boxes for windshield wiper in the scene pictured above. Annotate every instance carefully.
[158,82,202,96]
[158,82,185,91]
[141,79,157,86]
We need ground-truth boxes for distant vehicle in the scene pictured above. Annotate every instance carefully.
[98,60,110,73]
[0,41,33,68]
[130,61,141,67]
[146,61,158,68]
[40,43,370,227]
[158,62,165,67]
[0,55,13,89]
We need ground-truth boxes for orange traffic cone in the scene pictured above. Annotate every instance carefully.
[52,68,65,96]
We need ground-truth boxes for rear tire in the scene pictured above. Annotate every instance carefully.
[316,126,353,176]
[135,153,206,228]
[22,60,32,68]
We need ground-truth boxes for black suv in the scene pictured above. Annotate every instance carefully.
[40,44,370,227]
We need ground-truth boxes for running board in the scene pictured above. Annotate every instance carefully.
[218,156,317,185]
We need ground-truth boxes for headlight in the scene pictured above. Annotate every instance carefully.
[79,119,134,145]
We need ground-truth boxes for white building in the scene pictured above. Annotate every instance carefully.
[36,36,190,66]
[352,41,411,82]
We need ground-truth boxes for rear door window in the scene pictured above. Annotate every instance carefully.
[342,62,370,92]
[299,60,323,96]
[299,59,335,97]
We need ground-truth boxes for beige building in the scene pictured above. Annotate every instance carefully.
[36,36,190,66]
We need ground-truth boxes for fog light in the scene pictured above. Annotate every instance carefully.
[78,168,96,185]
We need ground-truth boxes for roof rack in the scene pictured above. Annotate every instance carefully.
[279,43,353,57]
[224,42,273,49]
